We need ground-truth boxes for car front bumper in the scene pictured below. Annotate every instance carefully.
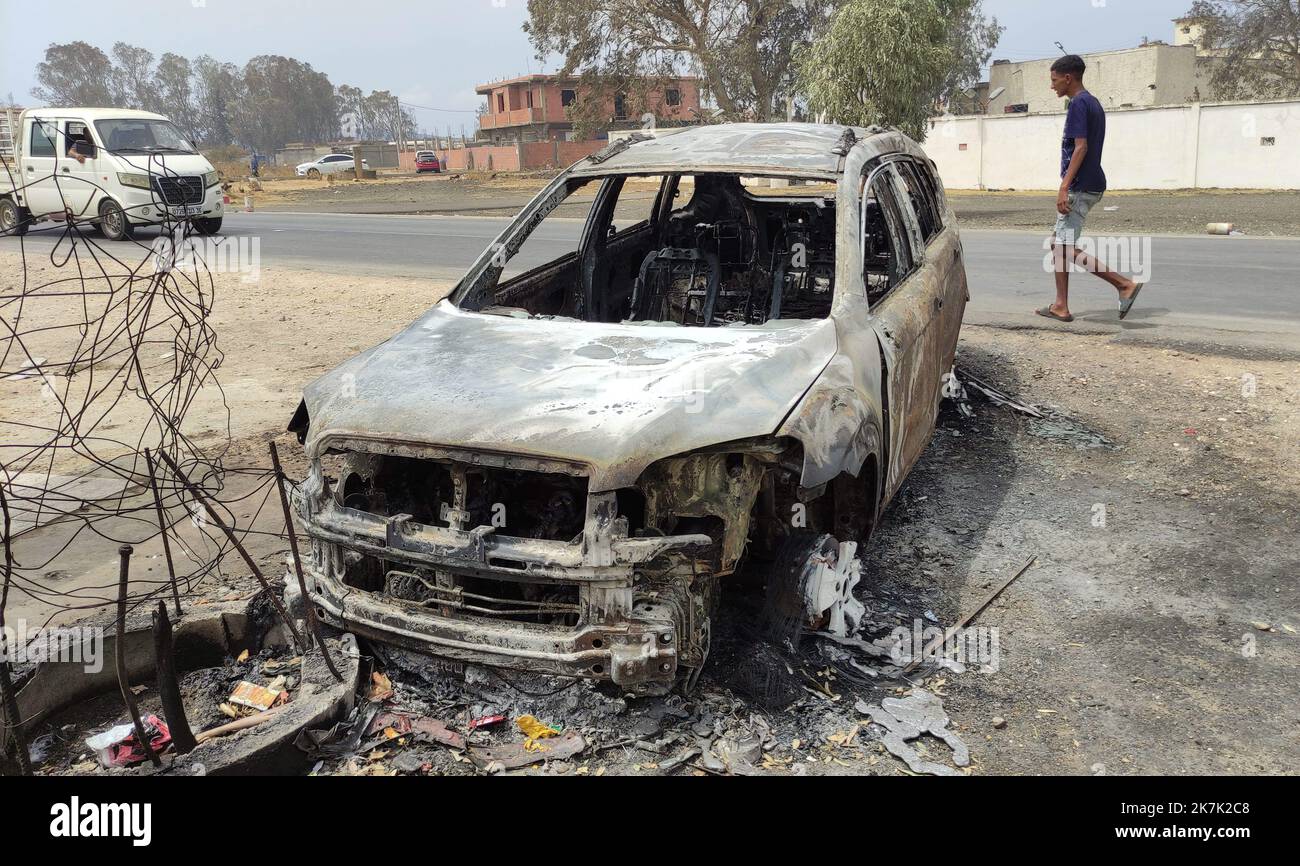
[120,183,225,225]
[293,483,711,694]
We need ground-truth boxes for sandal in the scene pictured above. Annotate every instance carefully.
[1035,306,1074,323]
[1118,282,1146,320]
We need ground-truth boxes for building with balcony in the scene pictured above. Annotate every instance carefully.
[475,74,702,144]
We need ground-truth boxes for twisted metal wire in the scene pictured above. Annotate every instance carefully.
[1,121,280,628]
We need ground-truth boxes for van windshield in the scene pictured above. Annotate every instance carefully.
[94,118,195,154]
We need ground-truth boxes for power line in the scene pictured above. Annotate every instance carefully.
[398,100,478,114]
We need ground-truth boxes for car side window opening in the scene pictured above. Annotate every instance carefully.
[895,160,940,242]
[462,171,838,328]
[65,121,95,157]
[608,176,661,235]
[915,160,946,234]
[30,120,57,157]
[915,159,946,222]
[884,166,925,267]
[860,168,914,304]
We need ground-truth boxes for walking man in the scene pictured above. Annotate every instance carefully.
[1037,54,1146,323]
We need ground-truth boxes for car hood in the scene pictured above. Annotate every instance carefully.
[111,153,214,175]
[300,301,837,490]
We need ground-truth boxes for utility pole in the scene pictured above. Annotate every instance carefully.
[394,95,404,152]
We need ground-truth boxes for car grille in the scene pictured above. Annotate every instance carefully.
[150,175,204,206]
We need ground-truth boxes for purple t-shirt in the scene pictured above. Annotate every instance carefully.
[1061,90,1106,193]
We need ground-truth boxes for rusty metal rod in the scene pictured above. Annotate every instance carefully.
[0,472,31,775]
[152,601,196,754]
[143,448,184,619]
[902,555,1038,675]
[268,440,342,682]
[0,662,28,776]
[154,450,305,650]
[115,545,161,767]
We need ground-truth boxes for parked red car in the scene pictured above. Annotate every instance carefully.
[415,151,440,173]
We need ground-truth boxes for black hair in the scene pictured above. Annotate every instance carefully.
[1051,54,1086,79]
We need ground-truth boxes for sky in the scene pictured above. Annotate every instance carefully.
[1,0,1198,133]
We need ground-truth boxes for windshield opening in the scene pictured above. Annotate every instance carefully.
[94,118,195,155]
[456,171,839,327]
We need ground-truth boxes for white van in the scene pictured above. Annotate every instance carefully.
[0,107,224,240]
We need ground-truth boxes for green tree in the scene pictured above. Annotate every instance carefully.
[1184,0,1300,98]
[233,55,339,152]
[31,41,115,106]
[941,0,1004,104]
[525,0,840,125]
[154,53,197,138]
[796,0,998,139]
[193,55,241,145]
[357,90,415,144]
[335,84,365,139]
[110,43,158,111]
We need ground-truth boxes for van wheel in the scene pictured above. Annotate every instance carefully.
[98,199,135,241]
[193,217,223,236]
[0,198,27,236]
[307,168,321,179]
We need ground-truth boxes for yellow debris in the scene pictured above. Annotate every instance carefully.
[516,714,559,740]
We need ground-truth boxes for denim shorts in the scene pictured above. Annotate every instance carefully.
[1053,190,1103,244]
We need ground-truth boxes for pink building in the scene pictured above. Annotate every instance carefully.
[476,74,702,144]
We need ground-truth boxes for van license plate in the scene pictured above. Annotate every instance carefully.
[171,205,203,217]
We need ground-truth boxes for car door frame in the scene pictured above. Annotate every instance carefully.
[904,157,968,380]
[57,117,100,219]
[578,174,668,321]
[861,157,948,502]
[22,115,63,216]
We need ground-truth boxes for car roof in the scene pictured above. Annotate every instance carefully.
[24,107,172,122]
[569,122,921,180]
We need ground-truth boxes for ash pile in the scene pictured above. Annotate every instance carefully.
[293,545,1020,777]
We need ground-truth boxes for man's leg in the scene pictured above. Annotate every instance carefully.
[1070,246,1139,298]
[1051,241,1072,318]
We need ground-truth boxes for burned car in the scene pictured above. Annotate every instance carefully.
[287,123,967,695]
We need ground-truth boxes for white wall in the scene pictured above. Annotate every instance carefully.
[988,45,1207,115]
[924,99,1300,191]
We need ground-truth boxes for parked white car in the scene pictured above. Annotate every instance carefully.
[296,153,369,177]
[1,107,224,240]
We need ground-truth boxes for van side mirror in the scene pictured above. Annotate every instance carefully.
[73,140,96,158]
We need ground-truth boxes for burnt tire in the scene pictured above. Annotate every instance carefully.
[97,199,134,241]
[761,531,839,649]
[0,198,27,236]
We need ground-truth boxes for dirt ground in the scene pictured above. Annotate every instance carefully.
[3,244,1297,776]
[946,188,1300,237]
[236,170,1300,236]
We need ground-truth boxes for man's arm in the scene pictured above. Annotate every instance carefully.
[1058,138,1088,214]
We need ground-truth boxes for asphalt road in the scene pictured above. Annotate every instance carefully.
[7,211,1298,354]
